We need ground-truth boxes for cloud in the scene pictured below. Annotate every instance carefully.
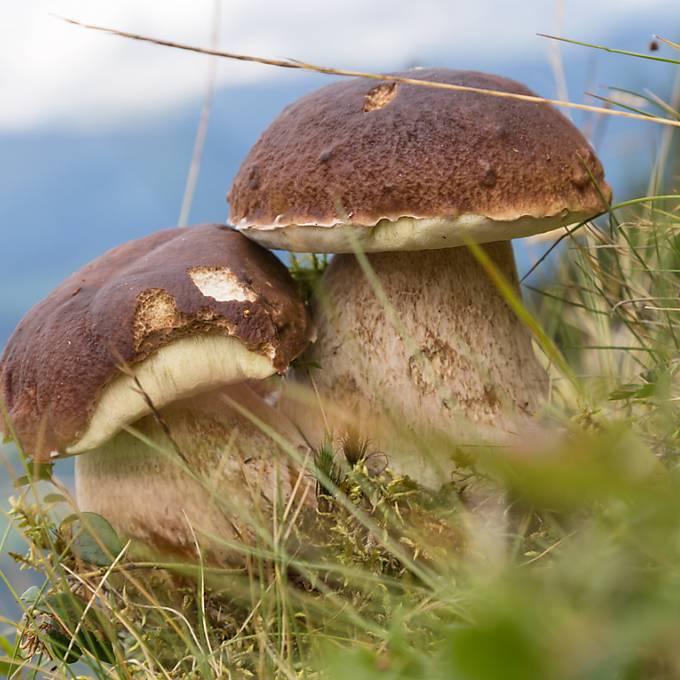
[1,0,673,130]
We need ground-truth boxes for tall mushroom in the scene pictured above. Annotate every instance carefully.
[229,69,610,488]
[0,224,315,565]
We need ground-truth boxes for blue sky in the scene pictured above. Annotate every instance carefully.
[4,0,676,131]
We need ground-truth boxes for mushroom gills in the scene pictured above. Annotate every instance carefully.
[68,334,276,454]
[239,211,587,254]
[75,383,314,566]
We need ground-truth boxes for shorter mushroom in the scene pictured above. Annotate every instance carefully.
[0,224,315,565]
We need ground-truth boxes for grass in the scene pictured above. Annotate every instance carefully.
[2,31,680,680]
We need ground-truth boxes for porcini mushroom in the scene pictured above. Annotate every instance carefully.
[0,224,315,564]
[229,69,610,488]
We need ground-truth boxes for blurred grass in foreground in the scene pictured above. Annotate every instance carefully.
[3,36,680,680]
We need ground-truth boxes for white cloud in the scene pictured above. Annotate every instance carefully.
[1,0,673,130]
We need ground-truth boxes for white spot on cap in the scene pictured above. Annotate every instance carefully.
[188,267,257,303]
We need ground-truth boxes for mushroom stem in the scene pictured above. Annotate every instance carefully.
[75,383,314,566]
[284,240,547,489]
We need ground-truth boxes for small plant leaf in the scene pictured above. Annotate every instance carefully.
[43,493,68,505]
[0,635,14,657]
[290,357,322,371]
[19,585,42,608]
[42,592,115,664]
[44,624,82,664]
[0,634,25,674]
[13,463,53,488]
[0,657,28,675]
[69,513,123,566]
[609,383,656,400]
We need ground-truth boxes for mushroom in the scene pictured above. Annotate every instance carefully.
[0,224,315,565]
[228,69,610,489]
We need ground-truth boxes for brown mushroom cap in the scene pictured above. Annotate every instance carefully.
[229,69,611,253]
[0,224,313,460]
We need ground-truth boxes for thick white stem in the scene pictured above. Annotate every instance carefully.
[75,383,314,566]
[284,241,547,489]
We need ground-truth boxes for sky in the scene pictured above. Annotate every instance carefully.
[2,0,677,131]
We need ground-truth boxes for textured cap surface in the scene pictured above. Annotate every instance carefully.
[0,224,312,459]
[229,69,610,251]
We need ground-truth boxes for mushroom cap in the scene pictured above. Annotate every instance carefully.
[229,69,611,253]
[0,224,313,461]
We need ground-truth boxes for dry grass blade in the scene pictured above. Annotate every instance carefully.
[655,35,680,52]
[56,16,680,129]
[586,91,654,118]
[177,0,221,228]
